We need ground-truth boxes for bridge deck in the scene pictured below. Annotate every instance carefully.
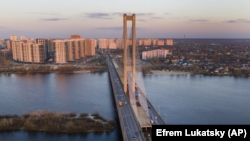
[137,106,151,128]
[107,55,145,141]
[113,60,151,128]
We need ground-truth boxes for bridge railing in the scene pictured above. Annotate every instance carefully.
[146,98,165,124]
[136,86,165,125]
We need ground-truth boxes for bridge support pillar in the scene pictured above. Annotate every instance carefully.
[123,13,136,94]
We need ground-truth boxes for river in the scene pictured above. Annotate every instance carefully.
[0,72,249,140]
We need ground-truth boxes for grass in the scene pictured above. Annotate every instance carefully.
[0,110,115,133]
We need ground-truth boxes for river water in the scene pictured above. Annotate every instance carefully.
[0,72,249,140]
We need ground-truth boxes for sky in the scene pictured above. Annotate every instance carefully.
[1,0,250,39]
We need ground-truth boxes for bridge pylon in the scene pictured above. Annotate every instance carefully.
[123,13,136,94]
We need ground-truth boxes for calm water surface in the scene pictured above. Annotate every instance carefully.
[0,73,250,141]
[144,74,250,124]
[0,72,122,141]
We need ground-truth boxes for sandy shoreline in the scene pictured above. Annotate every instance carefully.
[73,70,91,73]
[150,70,192,75]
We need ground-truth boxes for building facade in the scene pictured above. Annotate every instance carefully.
[33,44,45,63]
[166,39,173,46]
[12,40,46,63]
[10,35,17,41]
[98,38,109,49]
[158,40,164,46]
[143,39,152,46]
[85,39,95,56]
[70,35,81,39]
[152,39,158,46]
[142,49,172,60]
[54,40,67,64]
[53,38,96,63]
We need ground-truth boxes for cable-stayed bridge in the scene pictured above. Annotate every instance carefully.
[106,14,165,141]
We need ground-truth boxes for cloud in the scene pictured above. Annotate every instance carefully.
[96,27,123,30]
[85,13,113,19]
[172,17,180,19]
[29,12,60,15]
[0,26,6,29]
[96,26,144,30]
[41,18,69,21]
[164,13,171,15]
[84,12,155,20]
[112,12,124,16]
[137,13,154,16]
[189,19,209,22]
[112,12,154,16]
[138,19,147,22]
[224,19,250,23]
[151,17,162,20]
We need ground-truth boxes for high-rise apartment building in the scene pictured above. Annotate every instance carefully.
[48,39,54,53]
[98,38,109,49]
[12,41,24,61]
[152,39,158,46]
[36,38,47,45]
[138,39,144,46]
[115,38,122,49]
[79,39,85,58]
[7,35,18,50]
[67,38,86,60]
[5,40,13,50]
[142,49,172,60]
[99,38,119,49]
[143,39,151,46]
[20,35,26,40]
[0,39,4,48]
[108,39,117,49]
[166,39,173,46]
[22,42,33,62]
[12,40,46,63]
[70,35,81,39]
[158,40,164,46]
[85,39,95,56]
[53,38,94,63]
[10,35,17,41]
[54,40,67,64]
[109,41,117,49]
[66,40,75,62]
[35,38,48,60]
[74,41,80,60]
[33,44,45,63]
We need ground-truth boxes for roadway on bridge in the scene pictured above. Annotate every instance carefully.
[113,56,165,126]
[106,55,144,141]
[111,55,165,140]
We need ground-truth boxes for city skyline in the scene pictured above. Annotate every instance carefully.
[1,0,250,39]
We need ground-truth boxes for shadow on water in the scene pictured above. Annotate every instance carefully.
[90,71,106,75]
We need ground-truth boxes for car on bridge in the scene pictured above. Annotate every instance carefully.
[119,101,123,107]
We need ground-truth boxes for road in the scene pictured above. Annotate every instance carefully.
[106,54,144,141]
[136,87,165,125]
[110,55,165,140]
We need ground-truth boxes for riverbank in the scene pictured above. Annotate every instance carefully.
[0,65,107,74]
[149,70,192,75]
[0,110,115,133]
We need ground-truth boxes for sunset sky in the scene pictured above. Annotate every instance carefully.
[1,0,250,39]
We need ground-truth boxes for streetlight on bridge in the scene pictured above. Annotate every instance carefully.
[164,113,167,124]
[158,105,160,115]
